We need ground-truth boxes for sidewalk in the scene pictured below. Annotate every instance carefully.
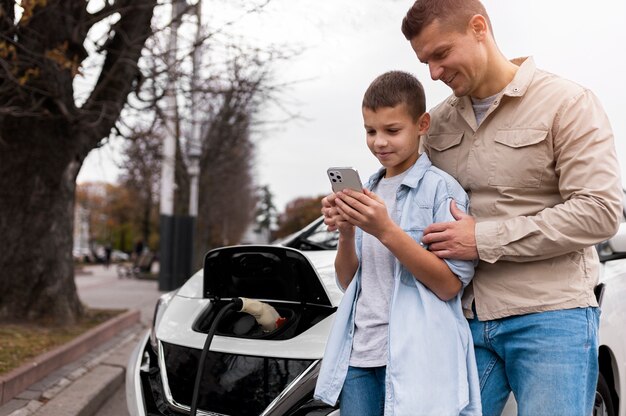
[0,264,163,416]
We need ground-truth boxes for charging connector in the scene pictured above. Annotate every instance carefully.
[237,297,286,332]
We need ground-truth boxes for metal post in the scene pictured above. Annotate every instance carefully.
[183,0,203,273]
[159,0,186,291]
[188,0,202,218]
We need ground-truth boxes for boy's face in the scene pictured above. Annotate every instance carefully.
[363,103,429,177]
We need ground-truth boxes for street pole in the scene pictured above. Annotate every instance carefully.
[185,0,202,273]
[159,0,186,291]
[188,0,202,219]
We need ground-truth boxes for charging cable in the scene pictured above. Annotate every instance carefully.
[189,298,286,416]
[190,299,241,416]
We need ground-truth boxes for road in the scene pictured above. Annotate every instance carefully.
[76,263,162,327]
[75,264,164,416]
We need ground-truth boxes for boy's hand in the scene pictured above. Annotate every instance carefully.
[321,194,353,234]
[335,188,393,238]
[422,200,479,260]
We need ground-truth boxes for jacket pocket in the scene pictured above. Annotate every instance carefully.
[425,132,464,179]
[488,128,549,188]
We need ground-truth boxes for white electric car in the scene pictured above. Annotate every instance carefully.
[126,216,626,416]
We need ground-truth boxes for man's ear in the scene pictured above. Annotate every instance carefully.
[468,14,488,40]
[418,112,431,135]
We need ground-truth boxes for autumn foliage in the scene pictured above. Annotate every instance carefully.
[274,195,325,239]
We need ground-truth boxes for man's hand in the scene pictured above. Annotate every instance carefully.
[422,200,479,260]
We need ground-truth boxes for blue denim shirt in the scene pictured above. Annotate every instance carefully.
[314,154,481,415]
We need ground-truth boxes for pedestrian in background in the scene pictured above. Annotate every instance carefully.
[104,244,112,268]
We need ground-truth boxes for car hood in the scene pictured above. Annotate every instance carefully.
[176,248,342,307]
[203,245,334,307]
[157,248,341,358]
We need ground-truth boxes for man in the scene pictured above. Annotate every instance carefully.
[401,1,623,415]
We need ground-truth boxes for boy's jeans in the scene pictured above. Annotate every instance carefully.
[339,366,386,416]
[469,307,600,416]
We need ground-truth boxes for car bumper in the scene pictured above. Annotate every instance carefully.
[126,330,149,416]
[125,330,338,416]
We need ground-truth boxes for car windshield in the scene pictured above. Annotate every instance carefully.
[304,220,339,248]
[282,218,338,251]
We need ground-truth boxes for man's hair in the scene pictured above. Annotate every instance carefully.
[401,0,492,40]
[362,71,426,120]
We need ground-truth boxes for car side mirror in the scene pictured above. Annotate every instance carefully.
[598,222,626,262]
[609,223,626,253]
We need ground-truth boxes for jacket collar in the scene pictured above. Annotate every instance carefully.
[446,56,536,109]
[502,56,534,98]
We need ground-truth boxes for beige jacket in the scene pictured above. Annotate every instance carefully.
[424,57,623,320]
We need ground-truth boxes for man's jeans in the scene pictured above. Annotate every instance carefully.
[469,307,600,416]
[339,366,386,416]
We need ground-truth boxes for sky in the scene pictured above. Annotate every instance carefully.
[77,0,626,212]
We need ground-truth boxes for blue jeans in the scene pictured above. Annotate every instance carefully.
[469,307,600,416]
[339,366,386,416]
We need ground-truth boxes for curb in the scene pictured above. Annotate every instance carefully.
[0,309,140,406]
[32,365,124,416]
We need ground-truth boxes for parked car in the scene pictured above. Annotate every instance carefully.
[127,216,626,416]
[72,247,95,263]
[111,249,130,262]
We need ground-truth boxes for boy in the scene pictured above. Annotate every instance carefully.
[314,71,481,415]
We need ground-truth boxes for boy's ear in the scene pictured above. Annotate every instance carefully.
[418,112,431,135]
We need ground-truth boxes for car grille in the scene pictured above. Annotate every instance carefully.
[162,342,313,416]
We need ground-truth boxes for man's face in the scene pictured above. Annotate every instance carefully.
[410,19,485,97]
[363,103,428,178]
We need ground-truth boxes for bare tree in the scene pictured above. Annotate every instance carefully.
[116,2,299,269]
[0,0,156,324]
[118,129,162,247]
[195,79,259,252]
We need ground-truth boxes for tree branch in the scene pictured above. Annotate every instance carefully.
[0,0,15,34]
[86,3,124,30]
[80,0,156,156]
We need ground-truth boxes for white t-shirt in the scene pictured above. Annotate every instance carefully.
[350,170,408,367]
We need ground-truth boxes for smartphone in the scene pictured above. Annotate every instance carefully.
[327,167,364,193]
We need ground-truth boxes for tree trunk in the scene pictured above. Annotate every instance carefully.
[0,116,83,324]
[0,0,156,324]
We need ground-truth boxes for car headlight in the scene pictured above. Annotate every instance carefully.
[150,291,175,352]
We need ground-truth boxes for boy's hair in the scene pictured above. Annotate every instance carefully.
[362,71,426,121]
[401,0,492,40]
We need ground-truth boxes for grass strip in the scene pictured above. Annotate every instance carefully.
[0,308,125,375]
